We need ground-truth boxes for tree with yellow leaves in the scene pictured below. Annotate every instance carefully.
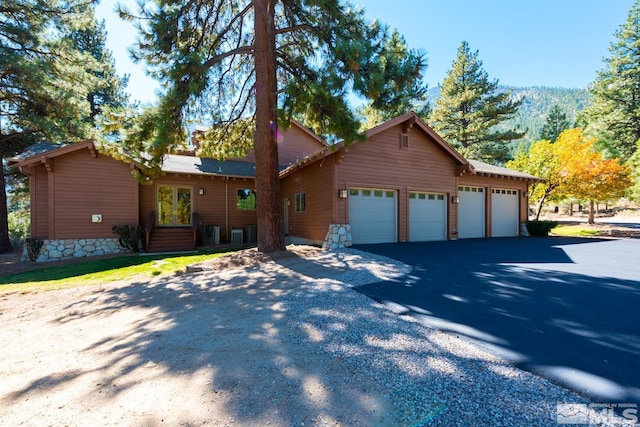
[509,129,631,223]
[508,139,563,220]
[555,129,631,223]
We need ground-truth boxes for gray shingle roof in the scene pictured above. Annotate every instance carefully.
[161,154,257,177]
[7,142,64,164]
[468,159,541,181]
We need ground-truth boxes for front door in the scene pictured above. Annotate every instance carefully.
[157,185,192,227]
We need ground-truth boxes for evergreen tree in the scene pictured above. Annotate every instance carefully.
[66,16,129,122]
[121,0,427,253]
[584,0,640,160]
[429,41,524,164]
[540,104,571,142]
[356,30,429,129]
[0,1,122,253]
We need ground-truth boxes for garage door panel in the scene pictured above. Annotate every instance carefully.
[492,189,519,237]
[458,186,485,238]
[349,188,397,244]
[409,192,447,241]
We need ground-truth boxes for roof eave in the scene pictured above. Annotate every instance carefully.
[15,140,97,168]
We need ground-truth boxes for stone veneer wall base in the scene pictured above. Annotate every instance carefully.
[21,238,130,262]
[322,224,352,250]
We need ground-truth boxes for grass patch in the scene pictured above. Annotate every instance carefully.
[551,225,601,237]
[0,250,235,294]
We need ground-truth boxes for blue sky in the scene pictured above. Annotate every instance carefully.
[96,0,636,105]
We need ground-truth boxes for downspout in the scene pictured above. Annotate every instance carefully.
[225,176,229,242]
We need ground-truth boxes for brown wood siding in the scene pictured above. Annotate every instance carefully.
[458,175,529,236]
[51,151,138,239]
[238,124,325,166]
[140,174,258,243]
[31,165,49,238]
[281,158,336,242]
[337,124,459,242]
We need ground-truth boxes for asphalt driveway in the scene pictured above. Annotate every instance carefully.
[354,237,640,404]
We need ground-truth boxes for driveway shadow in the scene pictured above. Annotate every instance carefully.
[355,237,640,404]
[0,245,602,426]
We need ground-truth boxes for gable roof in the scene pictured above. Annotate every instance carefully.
[7,142,65,165]
[288,119,330,148]
[280,111,470,178]
[10,140,98,169]
[12,139,277,180]
[362,112,469,165]
[466,159,544,182]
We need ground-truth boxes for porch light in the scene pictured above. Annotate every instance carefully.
[198,188,204,195]
[338,189,348,199]
[451,195,460,204]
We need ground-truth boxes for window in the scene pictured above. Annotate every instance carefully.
[237,189,256,210]
[295,192,306,212]
[399,133,409,149]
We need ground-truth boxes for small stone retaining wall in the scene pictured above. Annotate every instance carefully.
[22,238,129,262]
[322,224,352,250]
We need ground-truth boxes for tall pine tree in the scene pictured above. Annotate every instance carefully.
[0,1,127,253]
[584,0,640,161]
[121,0,427,253]
[66,16,129,123]
[540,104,571,142]
[357,30,429,129]
[429,41,524,164]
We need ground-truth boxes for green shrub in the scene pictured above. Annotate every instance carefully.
[8,210,30,249]
[112,225,144,252]
[526,220,559,237]
[24,237,44,261]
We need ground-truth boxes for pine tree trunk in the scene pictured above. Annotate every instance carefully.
[253,0,285,253]
[0,142,14,253]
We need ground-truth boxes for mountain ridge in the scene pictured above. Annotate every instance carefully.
[427,85,591,146]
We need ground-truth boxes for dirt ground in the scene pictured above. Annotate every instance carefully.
[0,243,630,425]
[0,247,417,426]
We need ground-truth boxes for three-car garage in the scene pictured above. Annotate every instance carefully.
[347,184,522,244]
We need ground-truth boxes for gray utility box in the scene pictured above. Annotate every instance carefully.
[230,229,243,245]
[204,226,220,245]
[245,224,257,244]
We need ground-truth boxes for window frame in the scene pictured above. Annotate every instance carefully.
[236,188,257,210]
[295,192,306,212]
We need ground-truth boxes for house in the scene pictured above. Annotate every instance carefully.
[10,113,541,262]
[10,120,327,261]
[280,112,541,248]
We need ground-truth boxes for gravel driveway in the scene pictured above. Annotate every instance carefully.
[0,247,623,426]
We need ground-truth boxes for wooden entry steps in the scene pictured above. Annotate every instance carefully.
[146,227,195,253]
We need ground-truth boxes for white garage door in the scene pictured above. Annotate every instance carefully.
[492,189,519,237]
[349,188,397,244]
[409,192,447,241]
[458,186,485,238]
